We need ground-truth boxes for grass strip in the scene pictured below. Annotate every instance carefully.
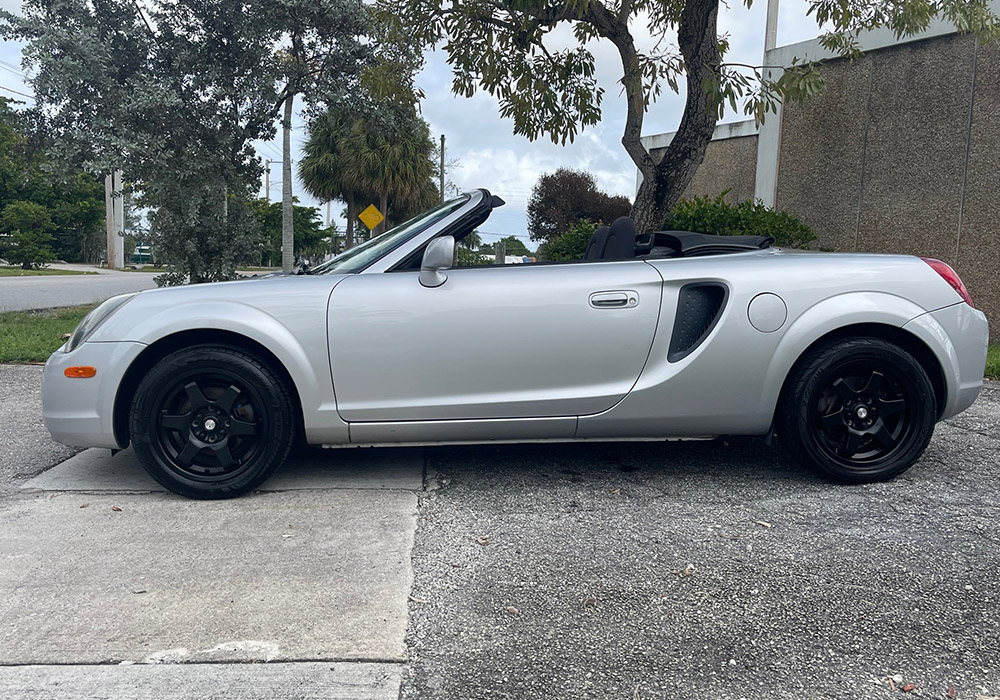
[987,344,1000,381]
[0,305,96,363]
[0,266,95,277]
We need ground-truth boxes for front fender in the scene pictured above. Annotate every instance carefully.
[93,298,342,442]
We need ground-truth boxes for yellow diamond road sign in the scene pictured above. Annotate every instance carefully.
[358,204,384,231]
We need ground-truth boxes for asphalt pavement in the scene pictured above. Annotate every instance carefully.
[1,360,997,700]
[0,265,159,311]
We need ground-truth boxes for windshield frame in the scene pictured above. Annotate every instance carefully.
[314,194,472,275]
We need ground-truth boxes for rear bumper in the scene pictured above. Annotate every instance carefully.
[42,341,147,449]
[903,302,988,420]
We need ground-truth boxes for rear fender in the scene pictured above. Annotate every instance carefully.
[760,291,943,418]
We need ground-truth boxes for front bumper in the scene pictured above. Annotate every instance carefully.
[42,341,147,449]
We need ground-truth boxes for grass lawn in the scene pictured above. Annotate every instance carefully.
[987,344,1000,381]
[0,266,96,277]
[0,305,96,363]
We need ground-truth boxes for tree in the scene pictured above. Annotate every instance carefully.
[0,98,105,263]
[0,200,56,269]
[536,221,597,262]
[300,101,438,241]
[379,0,999,233]
[248,198,335,264]
[2,0,369,280]
[495,235,532,257]
[526,168,631,243]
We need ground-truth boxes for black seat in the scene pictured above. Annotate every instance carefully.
[583,226,610,259]
[602,216,636,260]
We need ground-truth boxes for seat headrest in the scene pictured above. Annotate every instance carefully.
[603,216,636,260]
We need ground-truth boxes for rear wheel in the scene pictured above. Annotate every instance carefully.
[129,344,295,499]
[778,338,936,483]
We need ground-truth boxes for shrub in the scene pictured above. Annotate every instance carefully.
[0,200,56,269]
[662,192,815,248]
[536,220,597,261]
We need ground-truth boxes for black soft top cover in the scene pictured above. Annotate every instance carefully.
[637,230,775,258]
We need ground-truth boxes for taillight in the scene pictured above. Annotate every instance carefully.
[921,257,974,308]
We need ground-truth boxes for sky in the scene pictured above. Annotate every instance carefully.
[0,0,824,246]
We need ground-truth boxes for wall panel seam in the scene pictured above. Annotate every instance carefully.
[956,35,979,264]
[854,59,874,252]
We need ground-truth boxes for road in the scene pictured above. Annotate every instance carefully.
[0,266,159,311]
[1,361,997,699]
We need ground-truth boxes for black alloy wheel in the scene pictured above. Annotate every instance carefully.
[779,338,936,483]
[130,344,295,499]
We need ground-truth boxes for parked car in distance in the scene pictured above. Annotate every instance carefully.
[129,245,153,264]
[42,189,988,499]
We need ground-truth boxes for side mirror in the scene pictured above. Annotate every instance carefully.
[419,236,455,288]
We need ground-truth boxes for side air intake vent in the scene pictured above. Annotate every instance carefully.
[668,283,728,363]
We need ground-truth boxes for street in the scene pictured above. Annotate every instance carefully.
[0,362,997,699]
[0,266,159,312]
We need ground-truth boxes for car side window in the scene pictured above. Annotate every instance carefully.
[452,229,538,268]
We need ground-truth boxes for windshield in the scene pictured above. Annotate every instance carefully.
[314,195,470,275]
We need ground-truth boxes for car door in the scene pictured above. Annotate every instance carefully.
[327,259,663,422]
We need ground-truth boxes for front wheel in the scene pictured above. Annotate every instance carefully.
[778,338,936,483]
[130,344,296,499]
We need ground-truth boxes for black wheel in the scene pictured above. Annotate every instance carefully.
[129,344,296,499]
[778,338,936,483]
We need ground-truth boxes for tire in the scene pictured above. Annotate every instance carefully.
[129,344,296,499]
[778,337,936,484]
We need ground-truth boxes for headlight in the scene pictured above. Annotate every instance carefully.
[65,293,137,352]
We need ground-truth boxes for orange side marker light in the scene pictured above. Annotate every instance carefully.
[64,366,97,379]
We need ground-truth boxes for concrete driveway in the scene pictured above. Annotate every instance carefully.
[1,363,998,699]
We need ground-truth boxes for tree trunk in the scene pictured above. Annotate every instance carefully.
[631,0,722,234]
[281,91,295,272]
[590,0,720,234]
[378,192,388,237]
[346,191,356,248]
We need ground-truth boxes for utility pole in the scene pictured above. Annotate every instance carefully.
[104,170,124,268]
[265,159,270,203]
[494,238,505,266]
[440,134,445,202]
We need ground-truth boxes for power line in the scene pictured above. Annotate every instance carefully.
[0,85,35,101]
[0,62,25,78]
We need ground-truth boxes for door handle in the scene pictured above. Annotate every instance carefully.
[590,291,638,309]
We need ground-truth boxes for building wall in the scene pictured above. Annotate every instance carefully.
[775,33,1000,330]
[650,134,759,204]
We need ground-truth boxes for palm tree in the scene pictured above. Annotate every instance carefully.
[341,105,436,236]
[300,104,437,242]
[299,111,363,248]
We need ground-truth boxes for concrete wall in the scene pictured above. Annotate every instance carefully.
[648,133,759,204]
[774,33,999,330]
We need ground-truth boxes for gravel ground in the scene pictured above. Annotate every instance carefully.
[0,364,80,494]
[403,384,1000,700]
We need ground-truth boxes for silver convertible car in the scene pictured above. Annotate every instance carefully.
[43,189,988,498]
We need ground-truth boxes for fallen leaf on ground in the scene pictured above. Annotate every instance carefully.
[111,506,122,512]
[584,597,597,609]
[476,536,490,546]
[609,488,621,495]
[947,688,954,699]
[79,503,88,509]
[505,606,519,616]
[408,594,428,604]
[677,563,696,578]
[755,520,772,528]
[901,683,916,692]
